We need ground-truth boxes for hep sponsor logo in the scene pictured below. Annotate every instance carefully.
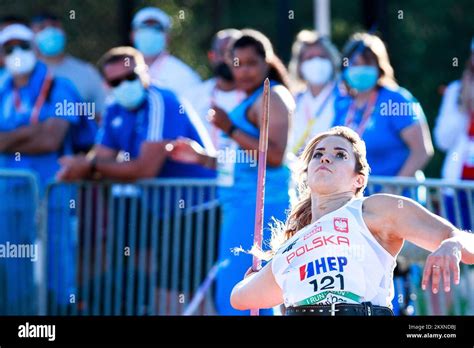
[299,256,348,281]
[334,217,349,233]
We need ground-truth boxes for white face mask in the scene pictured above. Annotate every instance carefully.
[5,47,37,75]
[300,57,333,86]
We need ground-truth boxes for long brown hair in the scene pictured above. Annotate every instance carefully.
[267,126,370,255]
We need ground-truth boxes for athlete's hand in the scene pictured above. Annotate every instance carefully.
[421,239,462,294]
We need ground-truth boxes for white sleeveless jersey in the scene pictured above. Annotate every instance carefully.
[271,198,397,308]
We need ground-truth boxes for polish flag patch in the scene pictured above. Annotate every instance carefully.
[333,217,349,233]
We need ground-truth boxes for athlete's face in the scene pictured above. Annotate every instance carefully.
[307,136,365,196]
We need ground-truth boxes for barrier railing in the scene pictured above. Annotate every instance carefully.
[368,176,474,315]
[0,170,40,315]
[1,171,472,316]
[43,179,220,315]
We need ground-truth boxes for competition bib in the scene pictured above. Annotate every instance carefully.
[270,200,396,308]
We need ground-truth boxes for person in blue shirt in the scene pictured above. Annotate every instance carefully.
[57,46,214,181]
[0,23,81,192]
[0,23,81,314]
[332,32,435,316]
[333,32,434,177]
[55,47,215,314]
[169,30,295,315]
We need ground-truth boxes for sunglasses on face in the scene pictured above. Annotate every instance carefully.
[107,71,139,88]
[3,42,31,55]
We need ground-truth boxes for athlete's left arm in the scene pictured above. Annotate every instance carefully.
[369,194,474,293]
[230,261,283,310]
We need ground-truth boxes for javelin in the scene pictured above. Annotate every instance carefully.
[250,78,271,316]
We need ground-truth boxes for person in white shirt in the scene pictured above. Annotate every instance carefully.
[434,38,474,182]
[434,38,474,229]
[30,12,106,121]
[189,28,245,148]
[287,30,341,157]
[230,126,474,315]
[130,7,201,102]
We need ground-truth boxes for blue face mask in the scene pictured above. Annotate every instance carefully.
[133,28,166,57]
[35,27,66,57]
[343,65,379,92]
[112,78,146,110]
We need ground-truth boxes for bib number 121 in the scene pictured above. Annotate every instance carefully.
[309,274,344,292]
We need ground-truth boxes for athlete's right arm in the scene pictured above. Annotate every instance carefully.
[230,261,283,310]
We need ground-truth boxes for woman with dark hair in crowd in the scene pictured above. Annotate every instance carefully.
[169,29,295,315]
[333,33,437,314]
[333,32,434,178]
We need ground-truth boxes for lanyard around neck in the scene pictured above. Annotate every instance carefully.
[292,83,336,154]
[13,72,53,125]
[344,89,379,136]
[303,82,336,123]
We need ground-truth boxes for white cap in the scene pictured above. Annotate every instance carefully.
[132,7,172,31]
[0,23,34,45]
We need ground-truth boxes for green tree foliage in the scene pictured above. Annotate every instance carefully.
[1,0,471,177]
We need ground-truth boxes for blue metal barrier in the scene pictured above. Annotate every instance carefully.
[2,173,471,316]
[44,179,220,315]
[0,170,40,315]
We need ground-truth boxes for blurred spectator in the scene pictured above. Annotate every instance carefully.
[333,32,435,316]
[131,7,201,103]
[333,32,434,177]
[0,16,28,88]
[31,12,104,153]
[0,23,83,309]
[0,23,81,193]
[434,37,474,229]
[31,12,106,118]
[287,30,341,156]
[57,46,214,181]
[56,46,215,314]
[189,28,245,148]
[435,38,474,182]
[169,29,295,315]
